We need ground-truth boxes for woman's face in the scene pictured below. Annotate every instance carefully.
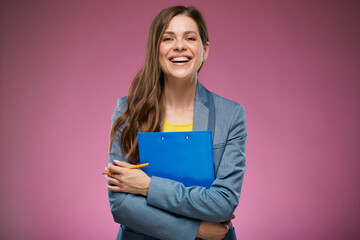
[159,14,209,82]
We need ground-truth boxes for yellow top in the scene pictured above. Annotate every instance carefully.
[163,120,193,132]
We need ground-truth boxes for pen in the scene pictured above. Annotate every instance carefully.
[102,162,149,174]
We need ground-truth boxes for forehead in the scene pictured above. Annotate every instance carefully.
[164,15,199,34]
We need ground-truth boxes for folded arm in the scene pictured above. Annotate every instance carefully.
[108,98,246,232]
[146,105,247,222]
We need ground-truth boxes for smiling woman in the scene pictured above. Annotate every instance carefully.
[159,15,209,83]
[106,6,247,240]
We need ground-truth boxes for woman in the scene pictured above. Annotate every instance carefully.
[105,6,247,240]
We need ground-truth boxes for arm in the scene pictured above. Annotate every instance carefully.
[146,105,247,222]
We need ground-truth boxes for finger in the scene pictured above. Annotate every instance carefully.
[113,160,132,168]
[106,172,123,184]
[107,184,123,192]
[106,175,121,186]
[222,220,231,231]
[224,220,231,230]
[108,162,127,174]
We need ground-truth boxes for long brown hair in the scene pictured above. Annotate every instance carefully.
[109,6,209,163]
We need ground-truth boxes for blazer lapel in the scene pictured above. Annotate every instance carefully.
[193,81,216,138]
[193,101,209,131]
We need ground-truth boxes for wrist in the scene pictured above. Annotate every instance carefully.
[141,176,151,196]
[196,221,205,238]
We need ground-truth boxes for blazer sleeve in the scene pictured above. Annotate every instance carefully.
[108,98,200,240]
[146,104,247,222]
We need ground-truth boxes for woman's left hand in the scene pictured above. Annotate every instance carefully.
[105,160,151,196]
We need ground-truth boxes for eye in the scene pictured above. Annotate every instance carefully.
[163,37,172,41]
[187,37,196,41]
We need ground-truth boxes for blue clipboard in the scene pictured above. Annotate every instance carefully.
[137,131,214,188]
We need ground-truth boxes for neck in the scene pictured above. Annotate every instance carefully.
[164,76,197,111]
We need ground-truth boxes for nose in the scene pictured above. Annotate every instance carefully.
[173,38,186,51]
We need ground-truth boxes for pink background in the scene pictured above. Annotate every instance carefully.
[1,0,359,239]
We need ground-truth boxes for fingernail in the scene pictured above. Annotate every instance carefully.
[114,160,119,163]
[108,163,111,168]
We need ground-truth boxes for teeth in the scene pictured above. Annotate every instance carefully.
[171,57,190,62]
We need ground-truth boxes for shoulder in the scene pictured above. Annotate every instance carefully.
[206,89,246,142]
[112,96,128,123]
[209,90,245,118]
[116,96,128,109]
[207,90,247,143]
[198,81,245,113]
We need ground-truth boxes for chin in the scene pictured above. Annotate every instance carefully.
[168,73,196,81]
[166,69,197,79]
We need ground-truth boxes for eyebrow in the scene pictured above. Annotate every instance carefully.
[163,31,198,35]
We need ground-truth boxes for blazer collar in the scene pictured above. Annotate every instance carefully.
[193,81,215,134]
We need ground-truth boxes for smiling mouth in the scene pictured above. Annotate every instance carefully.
[169,56,191,63]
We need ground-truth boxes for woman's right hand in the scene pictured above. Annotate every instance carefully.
[196,216,234,240]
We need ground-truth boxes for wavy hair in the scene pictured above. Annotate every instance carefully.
[109,6,209,163]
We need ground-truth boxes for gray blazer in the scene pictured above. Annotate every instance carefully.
[108,81,247,240]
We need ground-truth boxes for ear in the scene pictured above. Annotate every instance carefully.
[203,41,210,61]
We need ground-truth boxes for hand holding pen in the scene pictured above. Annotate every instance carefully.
[105,160,151,196]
